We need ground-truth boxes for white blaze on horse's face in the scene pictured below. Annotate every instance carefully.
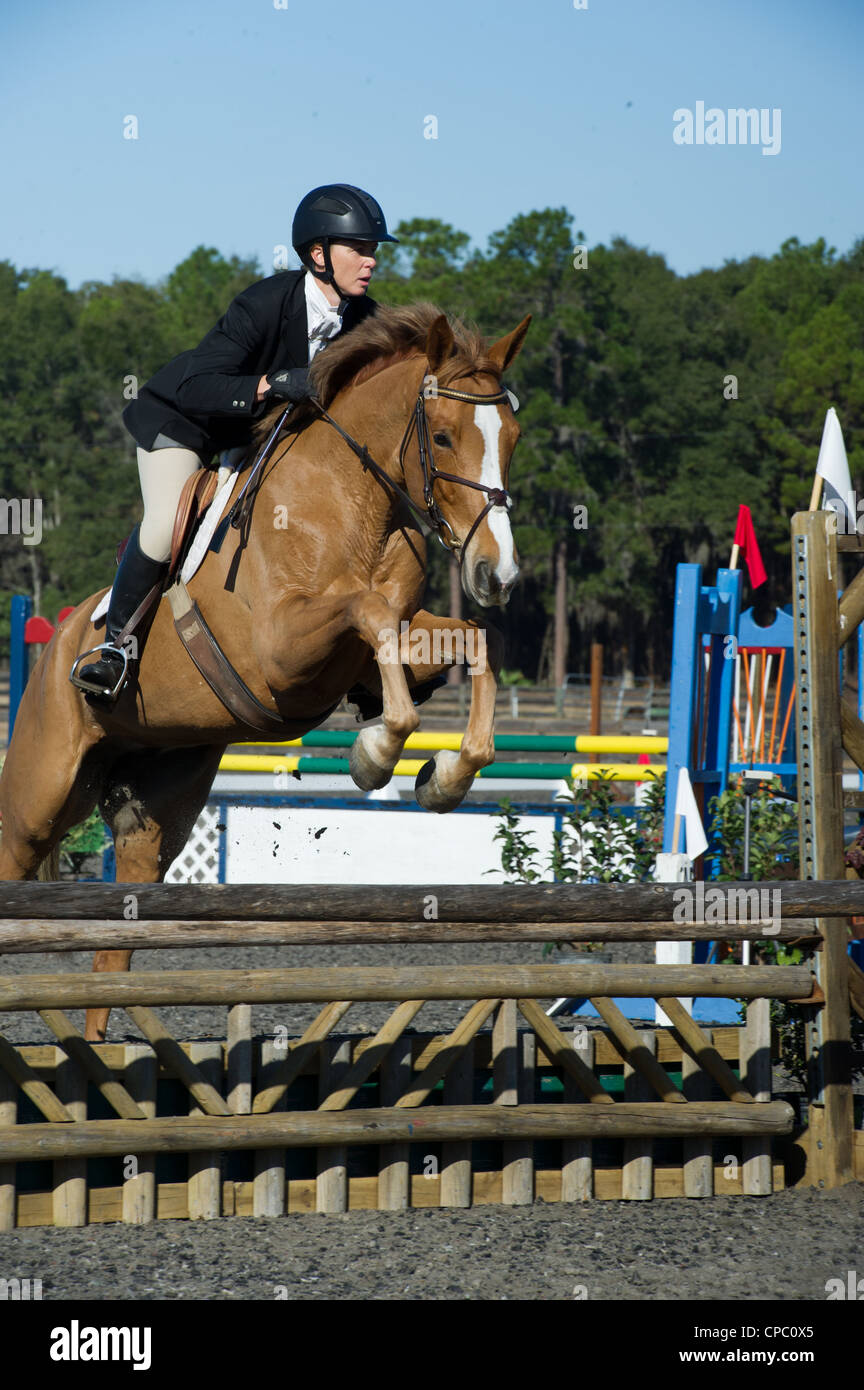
[466,403,519,606]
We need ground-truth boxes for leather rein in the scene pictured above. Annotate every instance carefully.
[311,379,514,566]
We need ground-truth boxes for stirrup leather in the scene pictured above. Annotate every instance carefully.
[69,642,131,699]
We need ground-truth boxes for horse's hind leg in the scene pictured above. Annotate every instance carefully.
[86,744,225,1042]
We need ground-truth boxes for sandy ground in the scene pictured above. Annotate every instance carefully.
[2,1186,861,1301]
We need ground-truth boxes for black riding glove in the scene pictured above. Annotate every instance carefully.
[265,367,314,404]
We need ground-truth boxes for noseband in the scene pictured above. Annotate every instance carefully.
[313,378,514,567]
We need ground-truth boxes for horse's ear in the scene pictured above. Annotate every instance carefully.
[487,315,532,371]
[425,314,455,371]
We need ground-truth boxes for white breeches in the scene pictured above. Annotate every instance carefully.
[136,446,203,562]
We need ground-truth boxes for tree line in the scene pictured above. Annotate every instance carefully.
[1,212,861,682]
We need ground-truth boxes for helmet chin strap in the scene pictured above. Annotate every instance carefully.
[309,239,349,312]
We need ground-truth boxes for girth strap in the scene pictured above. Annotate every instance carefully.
[166,578,294,734]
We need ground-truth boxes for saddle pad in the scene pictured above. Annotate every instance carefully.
[91,464,239,625]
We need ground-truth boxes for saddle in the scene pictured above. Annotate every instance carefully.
[168,468,221,582]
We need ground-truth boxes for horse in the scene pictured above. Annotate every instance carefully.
[0,302,531,1040]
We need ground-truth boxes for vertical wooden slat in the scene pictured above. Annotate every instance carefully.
[622,1030,654,1199]
[316,1037,350,1212]
[253,1039,286,1216]
[440,1040,473,1207]
[562,1026,594,1201]
[188,1042,222,1219]
[0,1059,18,1229]
[792,510,855,1187]
[493,1000,516,1105]
[494,1000,533,1205]
[378,1035,412,1210]
[506,1030,535,1204]
[682,1028,714,1197]
[741,999,772,1194]
[227,1004,252,1115]
[492,994,516,1211]
[803,1098,826,1188]
[122,1043,156,1224]
[53,1046,87,1227]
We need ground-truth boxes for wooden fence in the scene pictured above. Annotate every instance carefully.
[0,880,859,1226]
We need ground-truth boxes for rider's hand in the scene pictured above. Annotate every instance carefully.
[263,367,314,404]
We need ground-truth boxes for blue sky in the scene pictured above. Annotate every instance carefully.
[1,0,861,288]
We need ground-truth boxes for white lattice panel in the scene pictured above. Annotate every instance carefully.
[165,805,222,883]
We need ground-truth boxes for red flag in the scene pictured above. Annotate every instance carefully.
[733,505,767,588]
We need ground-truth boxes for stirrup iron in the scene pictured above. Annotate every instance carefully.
[69,642,131,699]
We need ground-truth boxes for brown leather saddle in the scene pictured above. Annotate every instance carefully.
[168,468,220,580]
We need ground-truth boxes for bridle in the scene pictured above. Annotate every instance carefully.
[312,377,514,566]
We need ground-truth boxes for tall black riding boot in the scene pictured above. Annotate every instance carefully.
[70,526,169,699]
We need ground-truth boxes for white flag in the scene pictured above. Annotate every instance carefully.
[817,407,854,529]
[674,767,708,859]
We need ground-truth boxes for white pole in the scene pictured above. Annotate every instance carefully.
[654,851,693,1025]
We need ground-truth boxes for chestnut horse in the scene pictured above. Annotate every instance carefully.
[0,302,530,1038]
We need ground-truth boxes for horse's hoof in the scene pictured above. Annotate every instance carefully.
[349,730,394,791]
[415,750,472,813]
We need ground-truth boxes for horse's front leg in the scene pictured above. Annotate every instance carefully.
[347,593,421,790]
[403,609,503,813]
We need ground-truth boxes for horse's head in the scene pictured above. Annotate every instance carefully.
[417,313,531,608]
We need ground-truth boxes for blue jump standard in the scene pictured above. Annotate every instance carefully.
[561,996,744,1024]
[554,938,745,1024]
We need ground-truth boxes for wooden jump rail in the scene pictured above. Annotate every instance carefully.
[0,878,858,1227]
[0,877,859,919]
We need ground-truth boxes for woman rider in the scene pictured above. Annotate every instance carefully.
[70,184,396,700]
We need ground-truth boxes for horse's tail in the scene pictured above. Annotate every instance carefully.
[37,845,61,881]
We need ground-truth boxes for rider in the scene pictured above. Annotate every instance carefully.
[70,183,396,699]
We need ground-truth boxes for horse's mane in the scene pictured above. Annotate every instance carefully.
[252,301,501,445]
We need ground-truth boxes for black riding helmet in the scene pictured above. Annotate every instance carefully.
[292,184,398,299]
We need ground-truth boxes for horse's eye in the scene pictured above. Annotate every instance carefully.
[433,432,452,448]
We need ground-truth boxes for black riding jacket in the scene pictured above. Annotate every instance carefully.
[122,269,378,459]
